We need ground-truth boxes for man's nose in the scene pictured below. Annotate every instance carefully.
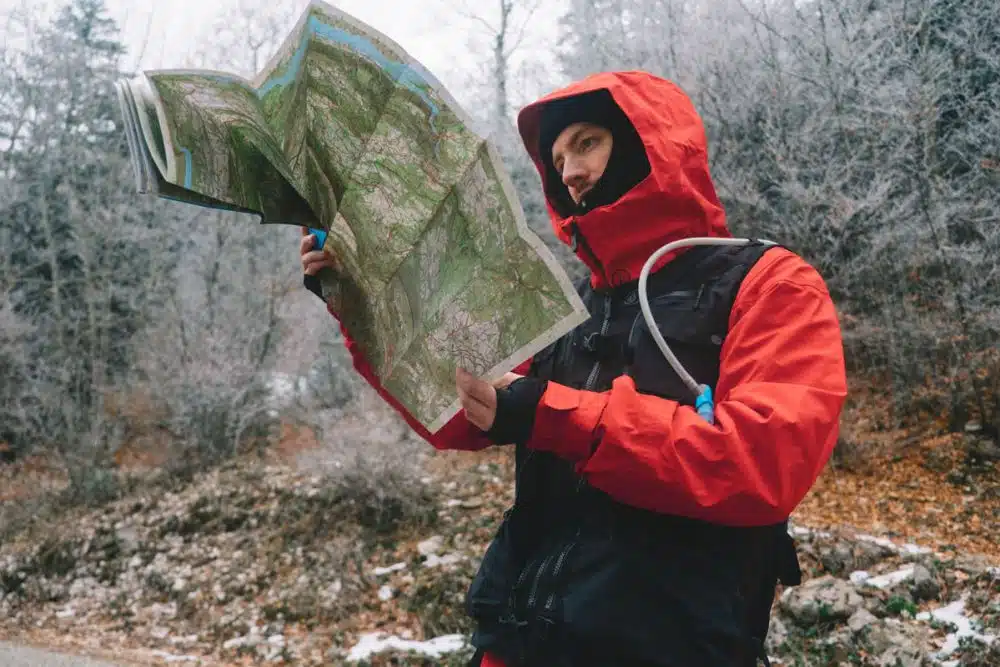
[561,158,587,189]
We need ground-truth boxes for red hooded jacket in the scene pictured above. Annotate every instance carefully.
[327,71,846,664]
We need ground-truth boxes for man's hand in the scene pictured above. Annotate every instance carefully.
[456,368,523,431]
[300,226,340,275]
[301,226,345,308]
[456,368,496,431]
[457,368,547,447]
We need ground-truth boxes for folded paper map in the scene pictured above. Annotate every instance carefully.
[114,0,589,432]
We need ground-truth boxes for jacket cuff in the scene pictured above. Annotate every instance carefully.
[526,381,608,462]
[486,377,548,446]
[304,273,324,301]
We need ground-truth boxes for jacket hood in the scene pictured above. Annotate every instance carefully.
[517,71,731,289]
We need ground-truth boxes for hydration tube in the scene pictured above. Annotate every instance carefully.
[638,237,777,424]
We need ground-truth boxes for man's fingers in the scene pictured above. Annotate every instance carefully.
[456,367,495,404]
[457,370,497,430]
[456,380,488,410]
[302,251,340,275]
[299,231,315,255]
[460,390,493,429]
[304,261,336,276]
[302,251,327,274]
[300,229,342,269]
[301,249,329,265]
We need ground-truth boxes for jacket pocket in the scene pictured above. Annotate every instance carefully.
[626,296,726,403]
[466,508,521,618]
[552,532,749,665]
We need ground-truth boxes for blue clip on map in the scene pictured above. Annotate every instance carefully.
[309,228,328,251]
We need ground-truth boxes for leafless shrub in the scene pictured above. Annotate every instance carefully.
[295,387,439,534]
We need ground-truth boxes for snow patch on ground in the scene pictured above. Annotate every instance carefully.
[371,562,406,576]
[858,565,915,589]
[855,532,933,555]
[346,633,467,662]
[150,650,201,663]
[789,523,933,557]
[916,596,997,659]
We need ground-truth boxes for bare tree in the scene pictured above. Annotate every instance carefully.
[451,0,547,135]
[181,0,301,77]
[0,0,197,500]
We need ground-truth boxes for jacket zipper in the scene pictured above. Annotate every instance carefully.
[569,221,609,288]
[517,225,607,623]
[527,259,611,613]
[525,551,556,610]
[510,557,535,614]
[583,294,613,390]
[542,533,580,612]
[522,289,606,616]
[527,527,582,615]
[529,291,608,616]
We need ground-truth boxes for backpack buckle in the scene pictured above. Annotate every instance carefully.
[581,332,616,359]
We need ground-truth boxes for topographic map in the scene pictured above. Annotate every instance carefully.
[114,0,589,432]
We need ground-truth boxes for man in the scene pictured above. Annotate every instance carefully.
[302,71,847,666]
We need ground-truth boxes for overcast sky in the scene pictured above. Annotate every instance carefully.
[1,0,566,111]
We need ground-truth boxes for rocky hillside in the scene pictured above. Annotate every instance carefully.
[771,526,998,666]
[1,436,998,666]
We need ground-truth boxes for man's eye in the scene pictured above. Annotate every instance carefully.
[580,136,597,150]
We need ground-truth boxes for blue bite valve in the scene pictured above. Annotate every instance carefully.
[309,227,328,251]
[695,385,715,424]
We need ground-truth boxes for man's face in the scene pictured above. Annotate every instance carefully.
[551,122,613,205]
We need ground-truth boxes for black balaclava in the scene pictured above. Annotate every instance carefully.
[537,88,651,219]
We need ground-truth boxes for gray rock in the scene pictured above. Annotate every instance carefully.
[848,607,878,633]
[0,642,123,667]
[966,436,1000,461]
[866,619,928,667]
[955,554,993,578]
[819,627,854,663]
[223,634,260,650]
[417,535,443,556]
[910,564,940,602]
[114,526,140,554]
[819,543,855,575]
[855,540,895,570]
[876,645,925,667]
[779,575,865,626]
[868,618,924,651]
